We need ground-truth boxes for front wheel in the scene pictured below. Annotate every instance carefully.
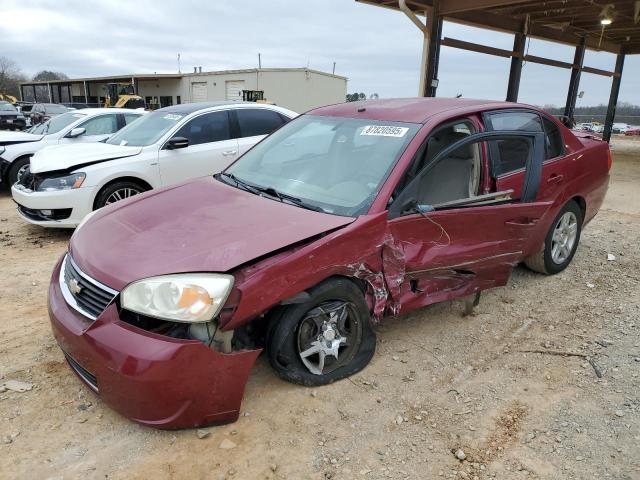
[267,278,376,386]
[7,156,31,185]
[525,200,583,275]
[94,181,146,209]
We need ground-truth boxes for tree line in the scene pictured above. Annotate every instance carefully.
[0,56,68,97]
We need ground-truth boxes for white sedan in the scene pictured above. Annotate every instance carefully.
[11,101,297,228]
[0,108,144,186]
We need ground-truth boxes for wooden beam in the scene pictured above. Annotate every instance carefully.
[564,38,585,121]
[523,54,574,69]
[506,30,527,102]
[441,37,514,58]
[603,53,625,143]
[581,65,617,77]
[439,0,533,15]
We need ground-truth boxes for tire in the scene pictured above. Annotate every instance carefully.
[94,180,146,209]
[7,156,31,186]
[524,200,583,275]
[266,278,376,387]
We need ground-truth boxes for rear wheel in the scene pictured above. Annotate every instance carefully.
[95,180,146,209]
[267,278,376,386]
[525,200,582,275]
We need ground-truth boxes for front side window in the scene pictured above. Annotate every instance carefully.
[123,113,142,125]
[107,111,185,147]
[29,112,86,135]
[235,109,285,138]
[225,115,420,216]
[173,111,230,146]
[45,104,69,114]
[485,111,542,175]
[79,115,119,136]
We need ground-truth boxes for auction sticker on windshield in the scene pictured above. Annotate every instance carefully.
[163,114,183,121]
[360,125,409,137]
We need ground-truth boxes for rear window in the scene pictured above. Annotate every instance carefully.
[542,116,564,159]
[484,111,542,175]
[235,109,285,138]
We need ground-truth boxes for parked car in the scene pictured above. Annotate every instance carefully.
[0,101,26,131]
[12,102,296,227]
[29,103,70,125]
[624,127,640,136]
[62,102,91,110]
[47,98,611,428]
[16,103,34,128]
[612,122,630,134]
[0,108,144,186]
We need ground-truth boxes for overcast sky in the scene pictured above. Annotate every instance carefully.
[1,0,638,106]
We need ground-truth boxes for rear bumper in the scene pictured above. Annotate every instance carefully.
[48,256,261,428]
[0,118,25,129]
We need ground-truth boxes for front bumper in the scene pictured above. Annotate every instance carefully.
[11,184,95,228]
[48,256,261,428]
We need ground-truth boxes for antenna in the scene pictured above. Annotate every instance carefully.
[177,53,181,73]
[332,62,336,75]
[258,53,262,69]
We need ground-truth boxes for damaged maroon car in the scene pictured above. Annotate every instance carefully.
[48,98,611,428]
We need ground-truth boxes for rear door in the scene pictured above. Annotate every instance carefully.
[157,110,238,184]
[385,130,551,312]
[232,108,288,156]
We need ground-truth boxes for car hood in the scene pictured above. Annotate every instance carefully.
[70,177,355,290]
[30,142,143,174]
[0,131,43,145]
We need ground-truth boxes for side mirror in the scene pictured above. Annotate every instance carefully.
[165,136,189,150]
[67,127,86,138]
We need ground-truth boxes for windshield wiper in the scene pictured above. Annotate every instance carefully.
[215,172,262,196]
[215,173,324,212]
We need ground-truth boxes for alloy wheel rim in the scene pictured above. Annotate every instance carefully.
[296,301,361,375]
[551,211,578,264]
[105,187,141,205]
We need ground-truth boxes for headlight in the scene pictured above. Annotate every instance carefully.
[37,172,85,192]
[121,274,234,323]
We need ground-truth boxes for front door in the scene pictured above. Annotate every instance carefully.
[385,130,551,313]
[158,110,239,185]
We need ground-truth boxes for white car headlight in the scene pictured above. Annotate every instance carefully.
[37,172,86,191]
[121,274,234,323]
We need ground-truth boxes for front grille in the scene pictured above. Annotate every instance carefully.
[60,255,118,320]
[64,352,98,391]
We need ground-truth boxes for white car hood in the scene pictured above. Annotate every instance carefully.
[30,142,143,174]
[0,131,43,144]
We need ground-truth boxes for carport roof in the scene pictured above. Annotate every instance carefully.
[357,0,640,54]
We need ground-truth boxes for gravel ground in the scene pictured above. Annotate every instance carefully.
[0,137,638,480]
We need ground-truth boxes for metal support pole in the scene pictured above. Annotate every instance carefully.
[506,32,526,102]
[83,81,89,104]
[603,52,625,143]
[424,1,443,97]
[47,83,52,102]
[563,38,586,121]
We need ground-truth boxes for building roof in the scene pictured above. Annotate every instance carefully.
[357,0,640,55]
[20,67,347,86]
[309,97,513,123]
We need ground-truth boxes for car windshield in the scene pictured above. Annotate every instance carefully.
[0,103,16,112]
[45,104,70,113]
[28,112,86,135]
[225,115,420,216]
[107,111,185,147]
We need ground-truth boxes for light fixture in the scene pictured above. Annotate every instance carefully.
[600,4,614,25]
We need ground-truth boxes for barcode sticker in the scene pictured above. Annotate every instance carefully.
[360,125,409,137]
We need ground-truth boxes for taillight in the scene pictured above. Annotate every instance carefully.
[606,146,613,171]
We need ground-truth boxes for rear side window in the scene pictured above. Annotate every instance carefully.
[174,111,230,146]
[485,111,542,175]
[235,109,285,138]
[541,116,563,159]
[124,113,142,125]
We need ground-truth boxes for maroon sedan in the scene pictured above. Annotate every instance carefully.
[49,98,611,428]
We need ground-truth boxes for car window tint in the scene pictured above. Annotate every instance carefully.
[542,116,563,159]
[235,109,285,138]
[174,111,230,146]
[485,111,541,174]
[124,113,142,125]
[79,115,119,135]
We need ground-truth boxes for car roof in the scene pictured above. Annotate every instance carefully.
[308,98,523,124]
[156,101,276,115]
[65,108,144,115]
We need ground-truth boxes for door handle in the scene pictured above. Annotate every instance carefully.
[222,150,237,156]
[505,218,538,227]
[547,174,564,185]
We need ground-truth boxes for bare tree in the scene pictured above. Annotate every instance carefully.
[0,56,27,97]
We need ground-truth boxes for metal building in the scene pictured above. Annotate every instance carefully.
[358,0,639,142]
[19,67,348,113]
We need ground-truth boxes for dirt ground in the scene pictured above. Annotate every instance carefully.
[1,137,639,480]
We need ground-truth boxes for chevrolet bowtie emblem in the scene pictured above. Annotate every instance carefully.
[68,278,82,295]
